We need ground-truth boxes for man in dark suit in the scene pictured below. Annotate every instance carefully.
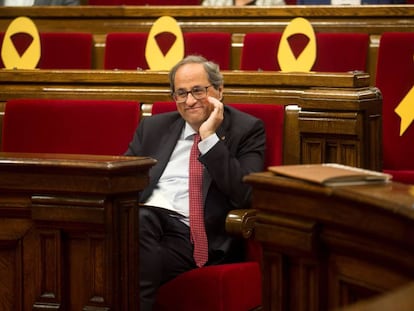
[125,55,266,311]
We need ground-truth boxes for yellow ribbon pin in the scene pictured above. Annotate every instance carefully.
[395,81,414,136]
[277,17,316,73]
[145,16,184,71]
[1,16,41,69]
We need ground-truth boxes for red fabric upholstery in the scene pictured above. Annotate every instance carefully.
[154,262,262,311]
[1,32,93,69]
[38,33,93,69]
[104,32,231,70]
[104,33,149,70]
[313,33,369,72]
[241,32,369,72]
[184,32,232,70]
[241,33,283,71]
[151,101,285,311]
[2,98,140,155]
[376,32,414,183]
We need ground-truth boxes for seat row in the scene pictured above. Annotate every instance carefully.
[0,30,369,72]
[104,31,370,73]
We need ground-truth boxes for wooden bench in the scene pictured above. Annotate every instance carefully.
[2,5,414,83]
[0,152,155,311]
[0,69,382,171]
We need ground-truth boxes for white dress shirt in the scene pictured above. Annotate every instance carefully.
[144,123,219,224]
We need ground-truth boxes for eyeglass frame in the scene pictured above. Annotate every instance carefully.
[172,85,213,103]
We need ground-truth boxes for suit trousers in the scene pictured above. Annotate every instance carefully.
[139,206,197,311]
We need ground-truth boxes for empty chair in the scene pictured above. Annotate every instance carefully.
[2,98,140,156]
[0,32,93,69]
[38,32,93,69]
[150,101,285,311]
[375,32,414,183]
[104,32,149,70]
[240,32,369,73]
[104,32,232,70]
[184,32,232,70]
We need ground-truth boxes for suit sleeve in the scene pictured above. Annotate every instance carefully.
[199,117,266,209]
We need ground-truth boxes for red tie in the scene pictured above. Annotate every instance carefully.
[189,133,208,267]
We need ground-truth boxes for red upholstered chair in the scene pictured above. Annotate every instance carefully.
[104,32,149,70]
[151,101,285,311]
[375,32,414,184]
[38,33,93,69]
[184,32,232,70]
[104,32,231,70]
[240,32,369,72]
[1,98,140,156]
[0,32,93,69]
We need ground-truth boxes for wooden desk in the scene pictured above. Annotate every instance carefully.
[0,69,382,171]
[243,172,414,311]
[0,152,156,311]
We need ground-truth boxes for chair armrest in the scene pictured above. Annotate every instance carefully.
[225,209,257,239]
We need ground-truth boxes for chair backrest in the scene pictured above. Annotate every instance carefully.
[0,32,93,69]
[104,32,149,70]
[183,32,232,70]
[104,32,231,70]
[375,32,414,182]
[2,98,140,155]
[151,101,285,167]
[240,32,369,72]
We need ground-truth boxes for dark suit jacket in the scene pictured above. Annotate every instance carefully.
[125,105,266,264]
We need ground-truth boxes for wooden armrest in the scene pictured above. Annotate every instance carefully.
[225,209,257,239]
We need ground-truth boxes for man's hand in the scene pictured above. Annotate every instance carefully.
[199,96,224,140]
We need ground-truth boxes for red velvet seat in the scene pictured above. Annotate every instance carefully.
[104,32,149,70]
[375,32,414,183]
[38,33,93,69]
[0,32,93,69]
[240,32,369,72]
[1,98,140,155]
[183,32,232,70]
[104,32,232,70]
[151,101,285,311]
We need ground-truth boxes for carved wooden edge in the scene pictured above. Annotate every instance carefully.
[225,208,257,239]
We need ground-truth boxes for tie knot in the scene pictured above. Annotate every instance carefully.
[193,133,201,144]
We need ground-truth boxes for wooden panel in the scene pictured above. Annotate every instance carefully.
[244,172,414,311]
[0,153,156,311]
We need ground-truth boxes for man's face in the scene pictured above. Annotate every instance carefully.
[173,63,222,131]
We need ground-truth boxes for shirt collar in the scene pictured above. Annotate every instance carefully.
[183,122,198,140]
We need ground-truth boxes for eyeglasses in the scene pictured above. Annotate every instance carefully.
[172,85,212,103]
